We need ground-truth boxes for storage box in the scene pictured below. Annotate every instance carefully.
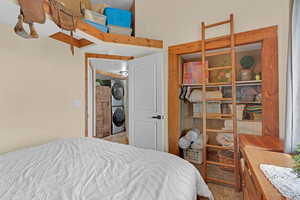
[188,89,223,102]
[91,3,110,14]
[84,19,108,33]
[183,148,203,164]
[84,9,106,25]
[104,7,132,28]
[193,103,221,116]
[209,68,232,83]
[108,25,132,36]
[183,62,206,84]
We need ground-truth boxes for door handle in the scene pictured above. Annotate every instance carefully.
[152,115,163,120]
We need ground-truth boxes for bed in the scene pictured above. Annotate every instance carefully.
[0,138,213,200]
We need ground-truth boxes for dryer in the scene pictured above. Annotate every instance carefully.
[111,80,125,106]
[112,106,126,134]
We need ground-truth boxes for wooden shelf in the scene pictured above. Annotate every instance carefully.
[76,20,163,49]
[39,1,164,56]
[206,144,233,150]
[207,66,232,71]
[237,80,262,84]
[192,113,233,119]
[181,80,262,87]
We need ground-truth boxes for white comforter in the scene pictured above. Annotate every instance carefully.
[0,138,213,200]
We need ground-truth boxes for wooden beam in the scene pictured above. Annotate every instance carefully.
[78,38,94,48]
[169,26,278,55]
[168,52,180,155]
[96,69,128,80]
[261,36,279,138]
[84,54,89,137]
[77,20,163,49]
[49,32,94,48]
[85,53,134,60]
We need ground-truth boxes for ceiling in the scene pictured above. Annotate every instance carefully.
[90,0,134,10]
[90,58,127,73]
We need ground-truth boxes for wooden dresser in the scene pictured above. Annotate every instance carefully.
[242,148,294,200]
[239,134,293,200]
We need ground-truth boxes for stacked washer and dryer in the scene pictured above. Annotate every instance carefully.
[111,80,126,135]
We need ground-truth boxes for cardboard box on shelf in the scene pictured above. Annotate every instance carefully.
[183,61,206,84]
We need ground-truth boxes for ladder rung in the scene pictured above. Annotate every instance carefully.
[205,20,231,29]
[206,82,232,86]
[206,129,233,133]
[205,50,231,57]
[208,66,232,71]
[207,160,235,168]
[206,113,233,119]
[207,177,236,186]
[206,144,233,150]
[206,98,232,101]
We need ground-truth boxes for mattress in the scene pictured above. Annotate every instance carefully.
[0,138,213,200]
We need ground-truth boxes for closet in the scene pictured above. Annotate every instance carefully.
[168,25,279,190]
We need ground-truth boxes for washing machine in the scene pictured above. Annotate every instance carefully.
[112,106,126,134]
[111,80,125,106]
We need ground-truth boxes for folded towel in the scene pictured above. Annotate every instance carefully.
[179,137,191,149]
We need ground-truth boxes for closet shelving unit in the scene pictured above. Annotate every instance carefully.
[169,15,280,192]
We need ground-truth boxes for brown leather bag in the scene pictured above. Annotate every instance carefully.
[18,0,46,24]
[48,0,91,31]
[14,0,46,39]
[48,0,77,31]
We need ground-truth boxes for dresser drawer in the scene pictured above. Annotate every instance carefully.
[244,165,262,200]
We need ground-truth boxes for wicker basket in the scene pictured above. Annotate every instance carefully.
[217,150,234,171]
[183,148,203,164]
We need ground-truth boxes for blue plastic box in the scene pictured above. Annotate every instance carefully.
[84,19,108,33]
[104,7,132,28]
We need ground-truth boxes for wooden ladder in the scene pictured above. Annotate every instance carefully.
[201,14,240,190]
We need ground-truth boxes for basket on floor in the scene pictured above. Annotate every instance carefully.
[217,150,234,172]
[183,148,203,164]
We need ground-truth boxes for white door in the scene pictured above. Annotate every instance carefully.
[128,53,165,151]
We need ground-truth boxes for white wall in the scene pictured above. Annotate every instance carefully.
[0,23,84,153]
[135,0,290,140]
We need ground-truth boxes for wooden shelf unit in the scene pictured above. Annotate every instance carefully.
[42,1,163,51]
[168,23,279,191]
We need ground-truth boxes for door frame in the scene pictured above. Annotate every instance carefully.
[168,26,279,155]
[84,53,134,137]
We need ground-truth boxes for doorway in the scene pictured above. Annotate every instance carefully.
[85,53,166,151]
[88,57,129,144]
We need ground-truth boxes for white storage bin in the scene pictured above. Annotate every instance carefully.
[193,103,221,117]
[108,25,132,36]
[84,9,106,25]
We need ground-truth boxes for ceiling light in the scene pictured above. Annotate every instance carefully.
[119,71,128,77]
